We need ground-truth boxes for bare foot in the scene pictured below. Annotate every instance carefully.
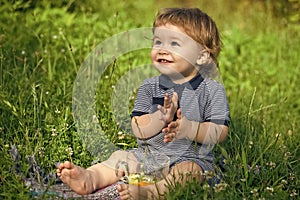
[117,184,131,200]
[56,161,92,195]
[117,183,158,200]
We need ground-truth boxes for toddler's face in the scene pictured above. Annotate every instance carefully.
[151,24,203,83]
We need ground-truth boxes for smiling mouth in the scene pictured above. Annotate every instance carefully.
[158,59,173,63]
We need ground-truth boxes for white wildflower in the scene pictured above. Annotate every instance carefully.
[38,147,45,156]
[248,140,253,149]
[51,128,58,137]
[55,108,61,114]
[65,147,73,156]
[251,188,258,195]
[290,189,298,197]
[92,115,99,123]
[266,186,274,193]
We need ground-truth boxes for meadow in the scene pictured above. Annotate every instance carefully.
[0,0,299,199]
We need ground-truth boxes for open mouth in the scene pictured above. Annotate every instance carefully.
[157,59,173,63]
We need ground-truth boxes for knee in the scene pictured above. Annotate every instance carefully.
[172,161,202,172]
[109,150,128,160]
[170,161,203,182]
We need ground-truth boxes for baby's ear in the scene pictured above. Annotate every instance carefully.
[196,50,210,65]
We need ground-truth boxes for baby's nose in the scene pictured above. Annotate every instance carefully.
[158,48,170,55]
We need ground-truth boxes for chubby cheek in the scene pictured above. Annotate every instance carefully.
[150,49,157,63]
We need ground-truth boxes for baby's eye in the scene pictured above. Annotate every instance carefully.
[153,39,162,46]
[171,41,180,47]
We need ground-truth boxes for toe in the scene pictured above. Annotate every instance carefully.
[117,184,131,199]
[117,184,128,192]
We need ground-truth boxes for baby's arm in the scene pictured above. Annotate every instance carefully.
[131,92,178,139]
[164,83,230,144]
[163,110,228,144]
[187,120,228,144]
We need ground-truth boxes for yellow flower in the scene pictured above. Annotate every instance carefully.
[118,131,125,140]
[202,184,210,190]
[267,161,276,169]
[203,170,215,180]
[214,182,228,193]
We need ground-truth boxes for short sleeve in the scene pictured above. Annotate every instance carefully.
[131,79,153,117]
[203,81,230,126]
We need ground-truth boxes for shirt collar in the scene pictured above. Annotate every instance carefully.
[159,73,204,91]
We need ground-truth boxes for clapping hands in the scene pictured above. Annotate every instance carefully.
[163,108,182,143]
[157,92,178,124]
[157,92,184,143]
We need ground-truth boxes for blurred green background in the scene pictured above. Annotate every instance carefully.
[0,0,299,199]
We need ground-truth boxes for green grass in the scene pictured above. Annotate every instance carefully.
[0,0,299,199]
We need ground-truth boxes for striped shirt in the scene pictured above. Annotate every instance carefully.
[131,73,230,171]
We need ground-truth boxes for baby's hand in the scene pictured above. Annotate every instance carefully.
[163,109,182,143]
[157,92,178,124]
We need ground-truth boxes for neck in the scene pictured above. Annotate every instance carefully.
[168,72,198,84]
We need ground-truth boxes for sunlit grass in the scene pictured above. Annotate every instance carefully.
[0,0,299,199]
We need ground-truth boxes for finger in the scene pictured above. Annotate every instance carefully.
[56,162,65,172]
[168,121,178,129]
[172,132,176,138]
[164,135,174,143]
[172,92,178,100]
[157,105,166,114]
[166,132,175,138]
[172,92,178,107]
[164,133,171,139]
[164,93,170,108]
[165,132,176,141]
[166,132,176,139]
[177,108,182,119]
[56,168,62,174]
[164,138,172,143]
[162,127,169,133]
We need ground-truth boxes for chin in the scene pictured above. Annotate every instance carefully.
[154,64,179,76]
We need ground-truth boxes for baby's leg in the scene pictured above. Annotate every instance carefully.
[57,161,93,195]
[117,161,203,199]
[167,160,204,187]
[57,150,128,195]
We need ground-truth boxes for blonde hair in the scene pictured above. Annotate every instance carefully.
[153,8,221,69]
